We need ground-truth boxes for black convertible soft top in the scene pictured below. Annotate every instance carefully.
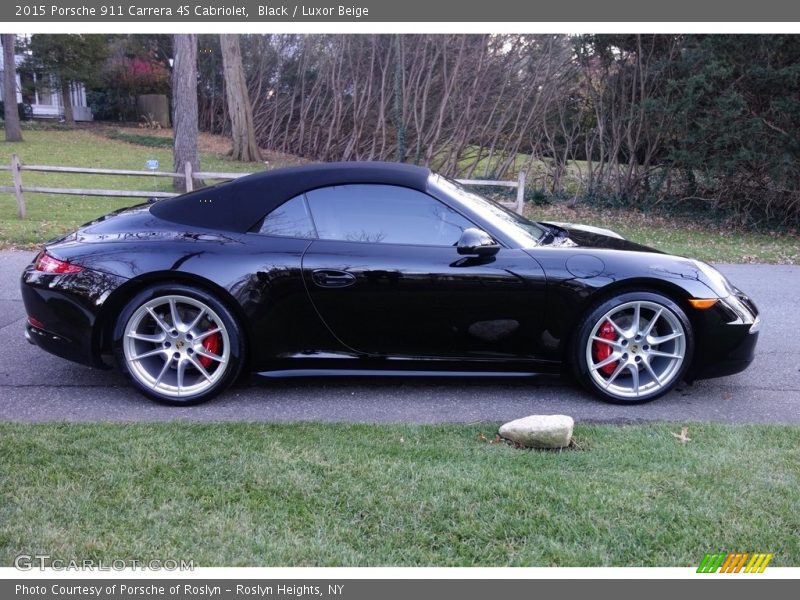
[150,161,432,233]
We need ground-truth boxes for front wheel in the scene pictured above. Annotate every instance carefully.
[113,285,245,405]
[573,291,694,404]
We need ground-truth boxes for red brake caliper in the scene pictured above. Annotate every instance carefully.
[592,321,618,375]
[198,328,221,369]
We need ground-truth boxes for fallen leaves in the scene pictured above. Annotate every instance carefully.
[476,432,504,444]
[671,426,691,444]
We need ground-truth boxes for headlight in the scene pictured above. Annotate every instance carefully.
[691,260,732,298]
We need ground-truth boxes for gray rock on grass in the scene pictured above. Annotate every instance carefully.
[499,414,574,449]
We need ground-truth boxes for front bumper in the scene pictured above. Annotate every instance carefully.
[692,327,759,380]
[688,289,760,381]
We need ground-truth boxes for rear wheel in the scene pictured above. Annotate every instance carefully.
[114,285,244,405]
[573,291,693,403]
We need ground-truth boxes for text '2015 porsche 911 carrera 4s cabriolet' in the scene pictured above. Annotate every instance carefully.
[21,162,760,405]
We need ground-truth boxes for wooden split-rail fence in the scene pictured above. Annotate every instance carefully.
[1,153,526,219]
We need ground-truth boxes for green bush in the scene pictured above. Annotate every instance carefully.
[102,129,173,148]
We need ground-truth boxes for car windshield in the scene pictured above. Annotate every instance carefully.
[429,174,546,247]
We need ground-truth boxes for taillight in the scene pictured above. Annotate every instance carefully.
[27,316,45,329]
[34,251,83,274]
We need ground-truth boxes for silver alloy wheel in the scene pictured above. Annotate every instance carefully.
[122,294,231,400]
[585,300,686,400]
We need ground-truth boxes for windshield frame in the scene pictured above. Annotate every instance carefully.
[427,174,546,248]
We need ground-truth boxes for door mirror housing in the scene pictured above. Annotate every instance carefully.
[457,228,500,257]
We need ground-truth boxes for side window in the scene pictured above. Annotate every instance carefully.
[305,184,474,246]
[258,194,316,238]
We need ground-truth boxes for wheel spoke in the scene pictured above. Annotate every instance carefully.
[186,309,206,333]
[591,336,623,350]
[592,352,622,371]
[194,327,221,342]
[169,298,184,331]
[176,357,188,390]
[126,331,166,343]
[642,307,663,337]
[606,316,627,338]
[648,349,683,360]
[195,347,226,365]
[630,302,641,335]
[647,331,683,345]
[628,364,640,396]
[130,347,166,362]
[604,361,628,387]
[187,355,213,381]
[152,358,171,389]
[146,307,171,333]
[642,358,661,387]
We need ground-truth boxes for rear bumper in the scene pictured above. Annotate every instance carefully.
[24,319,98,367]
[20,263,125,368]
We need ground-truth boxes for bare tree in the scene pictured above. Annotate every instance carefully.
[220,34,262,162]
[2,34,23,142]
[172,34,203,192]
[189,34,800,226]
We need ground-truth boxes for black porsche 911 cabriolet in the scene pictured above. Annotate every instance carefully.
[21,162,760,405]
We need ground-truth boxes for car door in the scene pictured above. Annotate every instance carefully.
[299,183,547,360]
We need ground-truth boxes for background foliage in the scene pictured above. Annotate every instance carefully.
[10,34,800,228]
[196,34,800,227]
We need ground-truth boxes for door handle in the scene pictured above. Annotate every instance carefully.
[312,269,357,288]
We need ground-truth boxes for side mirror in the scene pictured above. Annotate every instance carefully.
[457,228,500,257]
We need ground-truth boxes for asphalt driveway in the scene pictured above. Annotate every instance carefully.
[1,250,798,423]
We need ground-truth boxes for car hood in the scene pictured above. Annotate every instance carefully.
[541,221,663,254]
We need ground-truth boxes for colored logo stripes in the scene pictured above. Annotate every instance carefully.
[697,552,773,573]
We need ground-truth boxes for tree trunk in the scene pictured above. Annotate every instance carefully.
[59,80,74,126]
[172,34,203,192]
[2,34,23,142]
[219,34,262,162]
[393,35,405,163]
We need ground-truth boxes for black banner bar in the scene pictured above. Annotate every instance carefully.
[3,579,798,600]
[3,0,800,23]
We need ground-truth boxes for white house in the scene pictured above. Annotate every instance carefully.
[0,50,93,121]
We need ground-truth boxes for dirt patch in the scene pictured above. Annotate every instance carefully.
[107,125,310,168]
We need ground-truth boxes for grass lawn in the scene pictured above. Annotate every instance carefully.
[1,422,798,567]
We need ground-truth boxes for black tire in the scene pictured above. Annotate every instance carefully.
[113,284,245,406]
[572,291,694,404]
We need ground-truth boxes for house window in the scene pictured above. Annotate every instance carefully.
[19,70,35,105]
[35,73,55,105]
